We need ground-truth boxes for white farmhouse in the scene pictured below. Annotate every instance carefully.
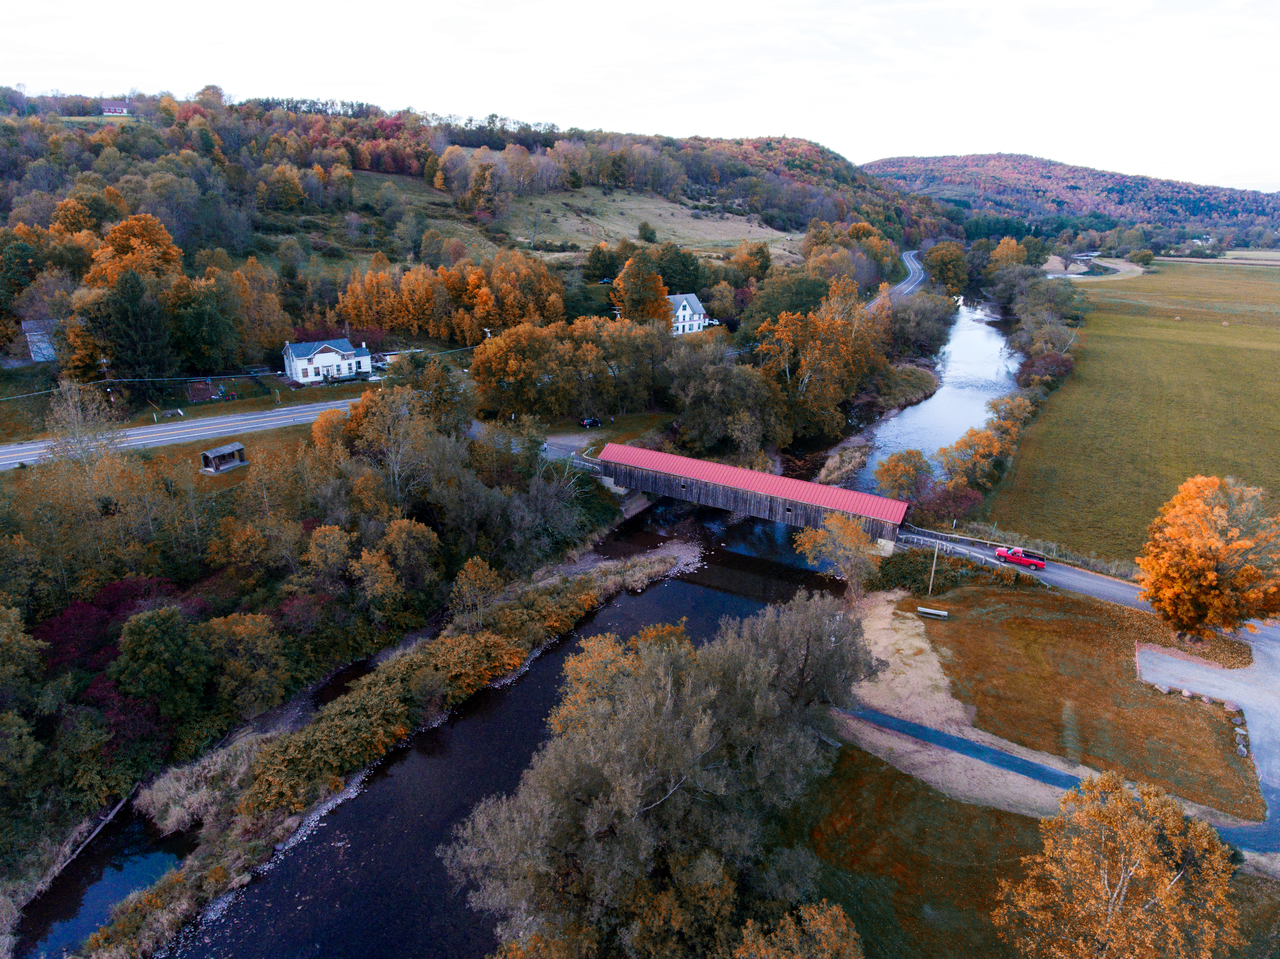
[284,338,372,383]
[667,293,708,335]
[101,99,131,116]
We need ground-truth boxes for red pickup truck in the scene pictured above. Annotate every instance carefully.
[995,546,1047,570]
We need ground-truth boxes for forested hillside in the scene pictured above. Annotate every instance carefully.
[865,153,1280,236]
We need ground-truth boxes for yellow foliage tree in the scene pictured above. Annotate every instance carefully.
[923,241,968,297]
[988,236,1027,275]
[873,449,932,502]
[195,613,291,720]
[451,556,505,623]
[1136,475,1280,640]
[993,772,1240,959]
[794,513,880,603]
[303,525,355,586]
[734,901,864,959]
[83,214,182,287]
[351,548,403,613]
[224,257,292,361]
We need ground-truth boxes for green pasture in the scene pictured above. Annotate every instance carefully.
[988,262,1280,559]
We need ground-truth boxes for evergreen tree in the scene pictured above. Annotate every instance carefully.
[86,271,179,395]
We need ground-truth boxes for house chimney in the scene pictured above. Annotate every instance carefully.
[362,341,366,349]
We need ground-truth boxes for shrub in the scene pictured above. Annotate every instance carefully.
[868,548,1039,596]
[1016,351,1075,389]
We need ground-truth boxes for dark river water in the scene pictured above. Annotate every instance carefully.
[14,811,195,959]
[170,506,833,959]
[15,303,1018,959]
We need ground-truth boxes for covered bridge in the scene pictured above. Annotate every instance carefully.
[595,443,907,546]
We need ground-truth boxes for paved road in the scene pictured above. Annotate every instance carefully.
[898,528,1280,851]
[0,399,358,470]
[889,250,927,299]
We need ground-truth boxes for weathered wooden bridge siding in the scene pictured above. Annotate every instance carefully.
[600,462,900,541]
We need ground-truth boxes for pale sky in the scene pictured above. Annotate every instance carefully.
[10,0,1279,192]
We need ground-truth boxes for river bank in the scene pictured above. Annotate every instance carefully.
[39,536,704,959]
[136,507,829,959]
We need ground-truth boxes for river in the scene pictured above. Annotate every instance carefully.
[853,302,1020,492]
[170,506,832,959]
[14,302,1020,959]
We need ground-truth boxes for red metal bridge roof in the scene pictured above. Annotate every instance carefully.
[597,443,908,525]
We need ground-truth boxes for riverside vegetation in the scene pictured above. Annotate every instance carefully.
[0,375,624,954]
[4,83,1277,959]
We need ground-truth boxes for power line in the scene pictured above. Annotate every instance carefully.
[0,345,479,402]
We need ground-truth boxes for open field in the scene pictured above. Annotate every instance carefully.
[909,586,1265,821]
[497,187,799,259]
[800,746,1035,958]
[988,261,1280,558]
[1159,251,1280,268]
[1069,256,1145,281]
[795,745,1280,959]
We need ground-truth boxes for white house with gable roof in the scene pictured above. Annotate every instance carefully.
[667,293,708,335]
[284,338,372,383]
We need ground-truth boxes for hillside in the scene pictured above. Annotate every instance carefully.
[863,153,1280,229]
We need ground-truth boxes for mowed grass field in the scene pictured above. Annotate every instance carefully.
[792,746,1280,959]
[988,261,1280,559]
[499,186,799,259]
[908,586,1264,820]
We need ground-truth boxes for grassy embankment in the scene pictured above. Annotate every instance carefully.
[791,576,1277,958]
[987,261,1280,559]
[0,370,372,444]
[903,586,1263,820]
[794,745,1280,959]
[498,186,798,259]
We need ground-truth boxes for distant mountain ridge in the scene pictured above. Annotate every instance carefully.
[863,153,1280,228]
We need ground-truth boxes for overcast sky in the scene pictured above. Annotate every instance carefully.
[10,0,1279,192]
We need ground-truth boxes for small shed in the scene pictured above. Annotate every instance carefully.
[200,442,247,475]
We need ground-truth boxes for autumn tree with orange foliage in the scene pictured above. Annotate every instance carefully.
[987,236,1027,277]
[1137,475,1280,641]
[923,241,968,296]
[471,317,667,418]
[756,277,889,438]
[83,214,182,287]
[735,901,863,959]
[336,251,563,345]
[873,449,933,502]
[993,772,1240,959]
[794,513,881,603]
[611,249,672,327]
